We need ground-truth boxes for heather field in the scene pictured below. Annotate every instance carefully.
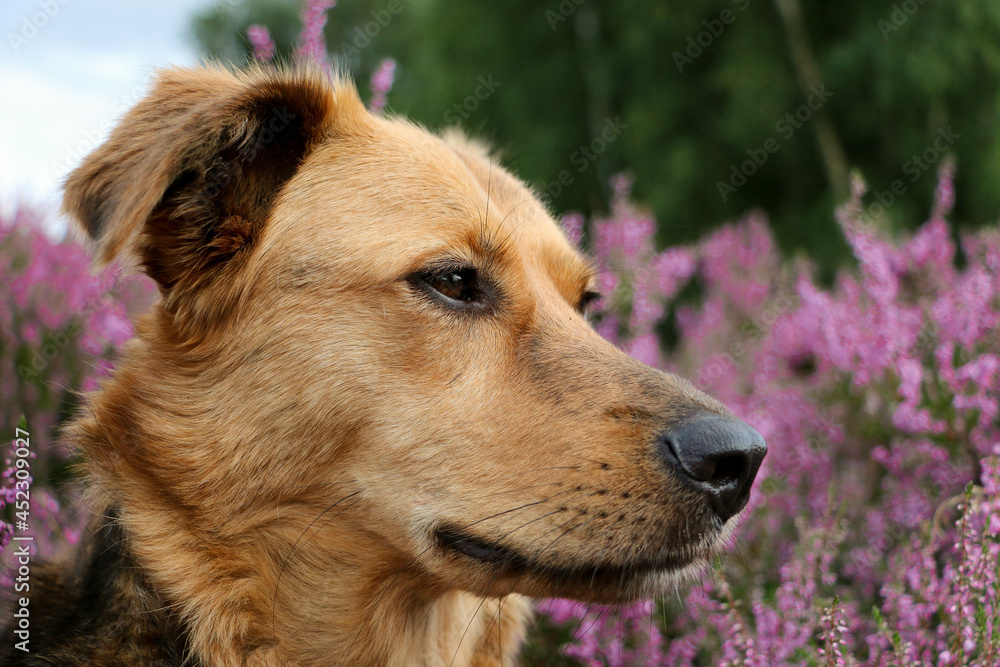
[3,1,1000,664]
[3,164,998,664]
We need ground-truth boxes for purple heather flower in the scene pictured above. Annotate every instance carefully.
[367,58,396,115]
[247,25,276,62]
[295,0,335,66]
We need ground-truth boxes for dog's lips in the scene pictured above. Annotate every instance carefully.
[433,523,711,596]
[435,526,520,565]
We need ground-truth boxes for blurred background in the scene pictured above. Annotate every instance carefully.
[3,3,1000,663]
[3,0,1000,274]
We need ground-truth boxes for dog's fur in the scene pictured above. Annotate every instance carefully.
[3,65,752,666]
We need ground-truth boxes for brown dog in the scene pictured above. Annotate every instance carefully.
[2,65,764,666]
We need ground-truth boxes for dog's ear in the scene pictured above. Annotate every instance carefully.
[63,65,353,301]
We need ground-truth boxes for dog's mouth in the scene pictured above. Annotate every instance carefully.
[436,526,519,565]
[433,524,713,601]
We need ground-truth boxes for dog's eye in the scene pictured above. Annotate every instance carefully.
[426,268,480,303]
[578,290,602,314]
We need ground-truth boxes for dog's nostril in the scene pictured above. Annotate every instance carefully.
[664,436,744,485]
[658,413,766,521]
[706,453,744,486]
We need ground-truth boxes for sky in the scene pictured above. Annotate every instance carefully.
[0,0,213,231]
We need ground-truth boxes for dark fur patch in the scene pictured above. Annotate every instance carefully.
[0,508,198,666]
[60,66,336,338]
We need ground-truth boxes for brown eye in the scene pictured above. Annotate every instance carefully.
[578,290,602,313]
[427,268,479,303]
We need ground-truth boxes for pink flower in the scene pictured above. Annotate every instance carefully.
[247,25,275,62]
[560,212,585,246]
[367,58,396,115]
[295,0,335,66]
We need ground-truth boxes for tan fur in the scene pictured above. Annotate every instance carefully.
[58,64,743,666]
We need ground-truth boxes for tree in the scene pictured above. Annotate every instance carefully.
[190,0,1000,273]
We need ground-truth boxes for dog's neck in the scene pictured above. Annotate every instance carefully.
[72,358,531,666]
[86,496,530,666]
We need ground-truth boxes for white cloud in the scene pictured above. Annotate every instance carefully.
[0,0,209,212]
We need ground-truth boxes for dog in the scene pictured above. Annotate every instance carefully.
[1,64,765,666]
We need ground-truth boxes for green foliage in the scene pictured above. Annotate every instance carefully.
[189,0,1000,273]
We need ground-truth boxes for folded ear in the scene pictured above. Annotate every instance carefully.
[63,64,356,302]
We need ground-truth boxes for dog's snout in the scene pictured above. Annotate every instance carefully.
[658,413,767,520]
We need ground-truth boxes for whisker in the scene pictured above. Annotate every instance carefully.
[468,596,504,663]
[590,542,611,591]
[347,493,567,657]
[493,508,567,544]
[563,601,596,658]
[577,605,608,650]
[560,453,607,466]
[460,493,569,530]
[498,595,505,667]
[536,513,598,556]
[270,490,361,639]
[430,501,579,612]
[515,510,584,557]
[474,481,564,499]
[487,465,582,485]
[492,199,534,252]
[485,157,493,231]
[448,593,488,667]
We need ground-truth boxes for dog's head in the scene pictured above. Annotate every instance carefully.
[65,66,764,605]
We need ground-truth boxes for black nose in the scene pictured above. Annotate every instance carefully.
[658,413,767,520]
